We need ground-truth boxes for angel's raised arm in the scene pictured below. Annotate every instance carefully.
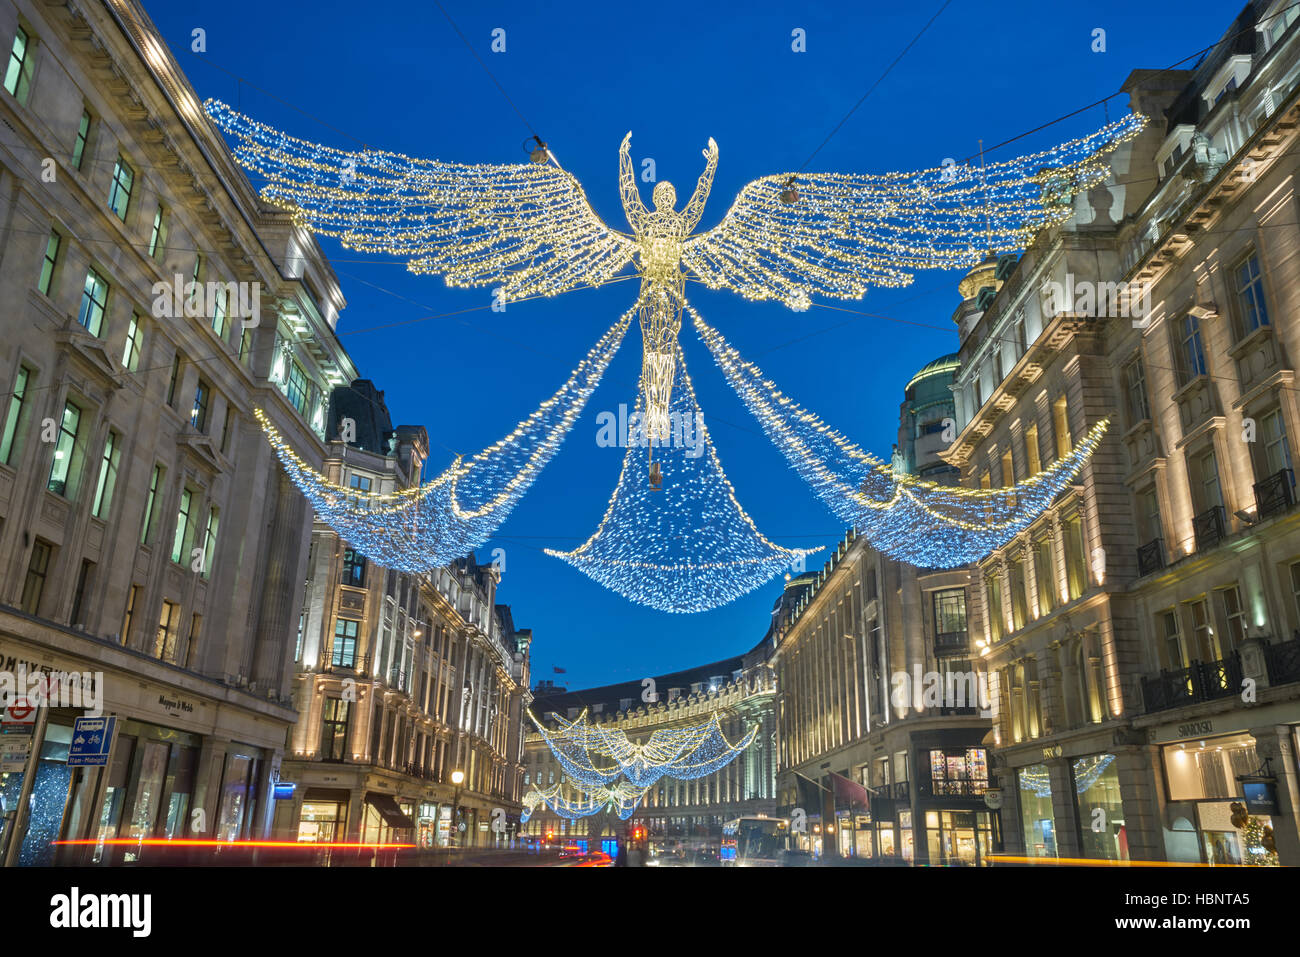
[682,138,718,232]
[619,132,648,232]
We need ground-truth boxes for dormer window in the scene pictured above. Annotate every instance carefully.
[1262,2,1299,50]
[1202,55,1252,111]
[1155,125,1195,181]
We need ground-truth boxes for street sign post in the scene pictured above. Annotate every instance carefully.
[67,716,117,767]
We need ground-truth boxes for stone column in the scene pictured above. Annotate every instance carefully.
[1248,724,1300,866]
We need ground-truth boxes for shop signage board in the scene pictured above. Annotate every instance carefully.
[0,734,31,772]
[1,697,37,730]
[983,788,1003,810]
[67,716,116,767]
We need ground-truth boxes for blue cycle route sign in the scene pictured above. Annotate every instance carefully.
[67,716,117,767]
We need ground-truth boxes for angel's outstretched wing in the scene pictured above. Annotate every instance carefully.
[682,113,1147,307]
[205,100,635,300]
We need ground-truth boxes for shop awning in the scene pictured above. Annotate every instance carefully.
[828,769,870,811]
[794,771,827,817]
[365,792,416,829]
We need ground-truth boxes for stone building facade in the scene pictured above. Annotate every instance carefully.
[0,0,355,864]
[772,355,994,865]
[272,382,533,851]
[945,1,1300,865]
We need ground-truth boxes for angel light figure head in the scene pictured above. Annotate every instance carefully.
[651,180,677,211]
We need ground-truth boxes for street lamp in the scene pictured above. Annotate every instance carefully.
[449,769,465,859]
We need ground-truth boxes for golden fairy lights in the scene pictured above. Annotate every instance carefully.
[545,344,820,612]
[254,308,633,574]
[693,308,1110,568]
[522,709,758,820]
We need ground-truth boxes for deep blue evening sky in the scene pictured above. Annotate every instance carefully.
[146,0,1236,688]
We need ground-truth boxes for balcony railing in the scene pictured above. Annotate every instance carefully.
[931,779,989,797]
[1253,468,1295,521]
[1263,636,1300,686]
[1192,505,1226,553]
[1140,652,1242,714]
[1136,538,1165,576]
[891,781,910,801]
[403,761,436,781]
[322,654,370,675]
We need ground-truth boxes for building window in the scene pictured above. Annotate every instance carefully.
[189,256,203,310]
[70,559,94,627]
[46,400,81,497]
[20,539,51,615]
[1034,537,1055,616]
[190,380,210,432]
[1266,3,1300,46]
[1025,423,1041,475]
[1009,557,1028,631]
[341,548,366,587]
[1052,396,1072,460]
[1192,447,1223,512]
[155,600,179,662]
[984,574,1003,643]
[71,109,91,170]
[201,507,219,579]
[188,614,202,666]
[1187,597,1215,661]
[286,360,310,416]
[77,268,108,337]
[1075,755,1127,861]
[1258,407,1292,480]
[1124,355,1150,425]
[1001,449,1015,488]
[116,315,141,374]
[930,748,988,796]
[220,406,234,453]
[108,156,134,221]
[170,488,192,564]
[332,619,359,668]
[349,474,371,493]
[1162,733,1260,803]
[932,588,967,647]
[148,205,167,260]
[1137,486,1161,545]
[141,464,163,544]
[1290,560,1300,630]
[321,698,351,761]
[238,328,252,365]
[1220,585,1248,650]
[38,232,59,295]
[1233,251,1270,336]
[121,584,139,644]
[1,365,31,466]
[1159,609,1187,669]
[1177,313,1208,383]
[4,26,33,105]
[166,354,181,407]
[211,284,228,338]
[92,429,120,518]
[1063,514,1087,601]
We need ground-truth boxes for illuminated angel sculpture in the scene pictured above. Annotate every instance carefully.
[208,100,1145,605]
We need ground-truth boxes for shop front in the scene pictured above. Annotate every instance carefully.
[1159,730,1277,865]
[0,631,289,866]
[1016,763,1058,858]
